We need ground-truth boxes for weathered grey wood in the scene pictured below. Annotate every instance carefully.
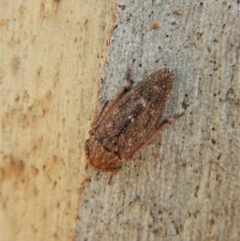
[76,1,240,241]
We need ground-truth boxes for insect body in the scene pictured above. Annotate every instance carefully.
[85,68,174,173]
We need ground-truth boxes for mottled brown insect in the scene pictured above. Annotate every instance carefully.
[85,68,174,173]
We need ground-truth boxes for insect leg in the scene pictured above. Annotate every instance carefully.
[131,112,185,157]
[93,69,134,128]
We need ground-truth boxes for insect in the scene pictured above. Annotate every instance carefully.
[85,68,175,173]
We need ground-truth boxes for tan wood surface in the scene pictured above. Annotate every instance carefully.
[0,0,116,240]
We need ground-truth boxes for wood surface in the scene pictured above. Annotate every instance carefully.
[0,1,239,241]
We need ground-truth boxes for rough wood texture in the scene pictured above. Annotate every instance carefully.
[0,0,115,240]
[76,1,240,241]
